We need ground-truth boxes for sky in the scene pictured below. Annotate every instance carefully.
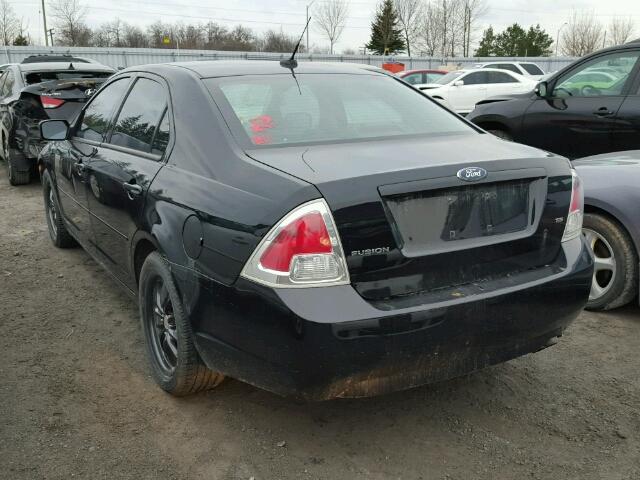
[11,0,640,53]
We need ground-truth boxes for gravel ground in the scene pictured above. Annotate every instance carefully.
[1,167,639,480]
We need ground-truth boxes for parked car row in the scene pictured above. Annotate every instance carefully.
[0,49,635,401]
[0,55,114,185]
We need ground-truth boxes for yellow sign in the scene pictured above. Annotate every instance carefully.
[162,36,171,45]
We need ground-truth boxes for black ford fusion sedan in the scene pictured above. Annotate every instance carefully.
[38,61,593,400]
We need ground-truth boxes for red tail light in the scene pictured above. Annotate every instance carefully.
[40,96,65,109]
[241,200,349,287]
[259,211,332,272]
[562,170,584,242]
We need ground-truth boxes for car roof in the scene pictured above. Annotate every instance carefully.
[122,60,390,79]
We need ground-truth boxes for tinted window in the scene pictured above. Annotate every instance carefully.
[434,71,464,85]
[208,74,471,147]
[402,73,423,85]
[76,78,130,142]
[463,72,488,85]
[0,71,7,97]
[521,63,544,75]
[152,110,170,155]
[109,78,167,154]
[487,71,518,84]
[554,51,640,97]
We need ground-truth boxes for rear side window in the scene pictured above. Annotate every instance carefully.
[207,73,472,147]
[109,78,168,156]
[497,64,521,74]
[487,71,518,84]
[2,70,15,96]
[521,63,544,75]
[76,78,130,142]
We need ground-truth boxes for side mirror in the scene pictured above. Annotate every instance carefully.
[40,119,69,141]
[535,81,549,97]
[454,80,465,87]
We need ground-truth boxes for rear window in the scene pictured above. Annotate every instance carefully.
[521,63,544,75]
[24,70,112,85]
[206,73,471,147]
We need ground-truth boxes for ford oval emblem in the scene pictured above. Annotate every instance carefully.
[457,167,488,182]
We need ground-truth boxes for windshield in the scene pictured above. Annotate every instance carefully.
[433,71,464,85]
[24,71,112,85]
[205,73,472,148]
[521,64,544,75]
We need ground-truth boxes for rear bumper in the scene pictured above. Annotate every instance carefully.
[182,236,593,400]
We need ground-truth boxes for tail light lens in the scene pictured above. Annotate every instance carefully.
[41,95,65,109]
[562,170,584,242]
[240,199,350,287]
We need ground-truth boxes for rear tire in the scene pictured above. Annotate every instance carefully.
[42,171,76,248]
[6,148,31,186]
[583,213,638,311]
[139,252,224,396]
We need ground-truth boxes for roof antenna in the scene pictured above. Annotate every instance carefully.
[280,16,311,70]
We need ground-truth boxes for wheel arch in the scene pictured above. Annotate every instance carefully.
[583,203,640,258]
[131,232,162,286]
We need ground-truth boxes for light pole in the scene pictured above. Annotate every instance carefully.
[306,0,316,52]
[556,22,568,57]
[41,0,48,46]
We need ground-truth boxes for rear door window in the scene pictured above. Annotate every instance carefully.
[75,78,130,142]
[521,63,544,75]
[497,64,522,74]
[402,73,423,85]
[487,71,519,84]
[108,77,168,156]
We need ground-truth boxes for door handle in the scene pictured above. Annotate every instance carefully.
[123,182,143,198]
[593,107,614,117]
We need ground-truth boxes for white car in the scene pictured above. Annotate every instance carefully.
[475,61,546,80]
[416,69,538,115]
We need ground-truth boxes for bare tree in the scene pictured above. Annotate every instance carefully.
[314,0,349,54]
[394,0,422,56]
[609,17,635,46]
[561,10,604,57]
[461,0,487,56]
[0,0,19,46]
[50,0,91,46]
[416,2,442,56]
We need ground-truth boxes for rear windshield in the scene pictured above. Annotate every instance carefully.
[521,63,544,75]
[205,73,471,147]
[24,70,112,85]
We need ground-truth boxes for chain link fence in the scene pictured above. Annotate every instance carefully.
[2,45,578,73]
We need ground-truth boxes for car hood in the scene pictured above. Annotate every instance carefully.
[245,132,558,186]
[572,150,640,167]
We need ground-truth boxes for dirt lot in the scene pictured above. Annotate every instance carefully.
[1,167,639,480]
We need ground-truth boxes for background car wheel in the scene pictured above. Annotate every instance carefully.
[6,147,30,186]
[42,172,76,248]
[487,129,513,141]
[583,213,638,311]
[139,251,224,396]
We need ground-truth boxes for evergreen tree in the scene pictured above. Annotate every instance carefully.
[474,23,554,57]
[12,34,29,46]
[475,27,496,56]
[366,0,405,55]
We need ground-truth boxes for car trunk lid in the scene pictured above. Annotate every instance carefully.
[246,133,573,302]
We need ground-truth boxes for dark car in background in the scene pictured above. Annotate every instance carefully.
[573,151,640,310]
[467,42,640,159]
[38,61,592,400]
[0,55,114,185]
